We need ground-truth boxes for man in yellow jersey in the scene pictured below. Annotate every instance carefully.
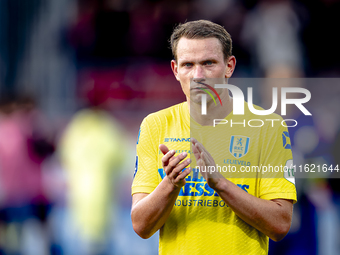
[131,20,297,254]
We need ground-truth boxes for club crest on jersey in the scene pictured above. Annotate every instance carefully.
[229,135,250,159]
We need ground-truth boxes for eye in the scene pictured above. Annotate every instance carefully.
[204,61,213,65]
[184,63,193,67]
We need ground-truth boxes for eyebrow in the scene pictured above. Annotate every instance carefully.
[179,58,218,65]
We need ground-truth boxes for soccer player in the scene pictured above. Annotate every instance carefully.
[131,20,297,255]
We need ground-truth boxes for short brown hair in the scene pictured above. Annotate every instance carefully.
[170,20,232,61]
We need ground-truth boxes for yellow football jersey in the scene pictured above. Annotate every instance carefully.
[132,101,297,255]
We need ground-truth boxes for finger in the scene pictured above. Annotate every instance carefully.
[159,144,169,155]
[200,151,213,167]
[191,138,202,155]
[197,156,205,168]
[191,137,198,145]
[195,140,204,153]
[176,167,192,180]
[201,151,208,166]
[165,152,188,174]
[168,158,191,179]
[160,144,177,164]
[196,142,214,161]
[162,149,176,167]
[191,141,201,160]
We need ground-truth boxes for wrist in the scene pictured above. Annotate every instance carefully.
[209,177,227,193]
[163,176,184,193]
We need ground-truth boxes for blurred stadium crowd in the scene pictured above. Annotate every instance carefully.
[0,0,339,254]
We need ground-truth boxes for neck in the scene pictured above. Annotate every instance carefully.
[187,91,233,126]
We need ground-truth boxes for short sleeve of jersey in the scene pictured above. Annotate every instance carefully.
[131,115,160,195]
[258,118,297,203]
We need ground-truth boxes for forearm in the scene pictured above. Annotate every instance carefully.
[131,177,181,239]
[214,178,293,241]
[191,132,294,241]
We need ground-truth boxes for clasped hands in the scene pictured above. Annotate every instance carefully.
[159,138,224,190]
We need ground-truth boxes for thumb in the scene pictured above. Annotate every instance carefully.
[159,144,169,155]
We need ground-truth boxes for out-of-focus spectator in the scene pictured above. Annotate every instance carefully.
[0,95,54,255]
[242,0,303,78]
[59,103,126,255]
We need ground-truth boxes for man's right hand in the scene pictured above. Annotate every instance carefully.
[159,144,191,189]
[131,144,191,239]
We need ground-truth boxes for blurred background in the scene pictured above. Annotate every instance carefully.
[0,0,339,254]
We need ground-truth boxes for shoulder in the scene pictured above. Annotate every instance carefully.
[242,103,289,139]
[142,102,188,125]
[137,102,188,146]
[244,103,287,126]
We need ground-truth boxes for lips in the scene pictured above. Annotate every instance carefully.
[192,81,223,106]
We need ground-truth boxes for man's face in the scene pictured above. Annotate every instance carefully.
[171,37,235,104]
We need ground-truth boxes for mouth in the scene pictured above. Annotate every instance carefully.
[190,81,223,106]
[191,81,210,90]
[191,81,212,89]
[191,87,206,90]
[190,87,209,93]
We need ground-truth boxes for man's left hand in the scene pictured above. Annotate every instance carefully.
[191,138,224,190]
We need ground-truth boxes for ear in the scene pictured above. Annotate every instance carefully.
[171,60,180,81]
[225,56,236,78]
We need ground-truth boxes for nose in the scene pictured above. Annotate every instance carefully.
[193,65,205,80]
